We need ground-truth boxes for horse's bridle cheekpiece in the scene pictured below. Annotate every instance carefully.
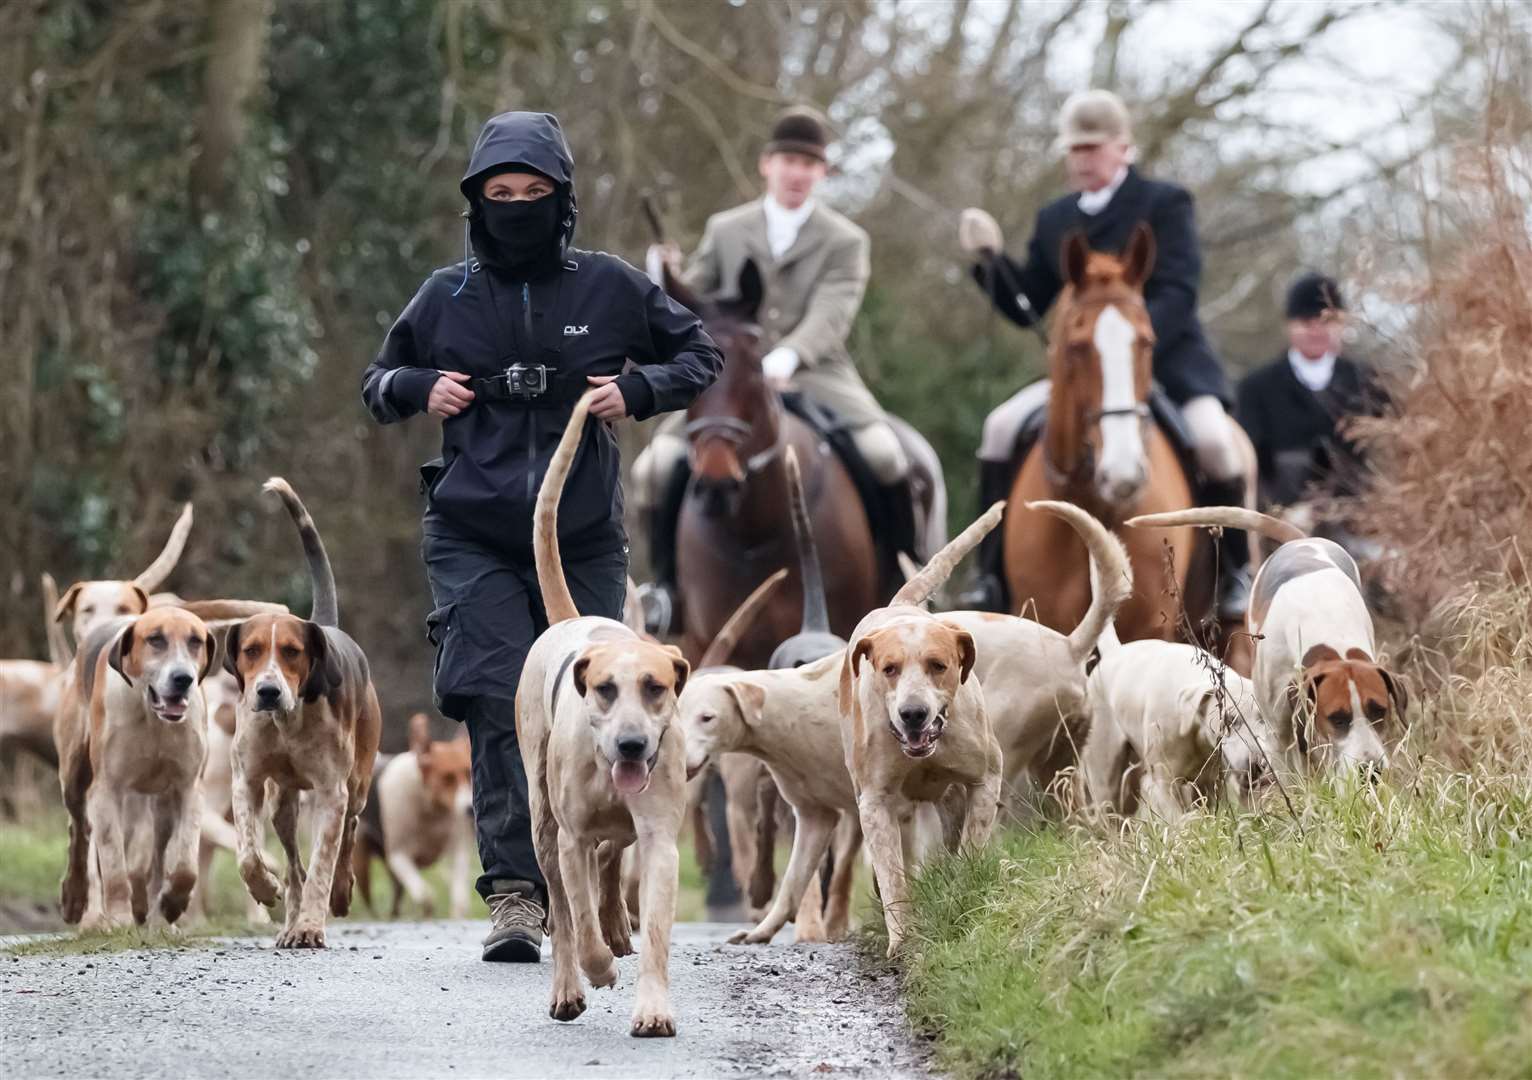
[684,415,781,476]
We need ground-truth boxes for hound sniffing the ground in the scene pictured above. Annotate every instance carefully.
[838,505,1007,956]
[224,479,382,948]
[517,393,691,1038]
[53,605,219,930]
[1130,507,1406,777]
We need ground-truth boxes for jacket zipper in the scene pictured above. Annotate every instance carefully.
[523,281,536,501]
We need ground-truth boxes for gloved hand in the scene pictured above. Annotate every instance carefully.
[644,242,682,285]
[958,208,1003,257]
[761,346,800,388]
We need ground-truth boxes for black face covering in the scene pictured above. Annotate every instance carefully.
[478,194,560,267]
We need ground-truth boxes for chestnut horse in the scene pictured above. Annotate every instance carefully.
[1003,225,1207,642]
[662,261,881,670]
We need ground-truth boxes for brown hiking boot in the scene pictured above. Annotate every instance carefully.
[481,880,545,963]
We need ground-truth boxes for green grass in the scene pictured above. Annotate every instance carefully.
[898,772,1532,1080]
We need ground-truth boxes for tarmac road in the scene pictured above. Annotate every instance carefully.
[2,921,933,1079]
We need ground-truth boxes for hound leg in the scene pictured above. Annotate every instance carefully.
[530,765,583,1019]
[155,785,202,925]
[85,786,133,929]
[58,751,93,925]
[824,814,862,941]
[558,829,617,988]
[329,787,361,918]
[857,790,911,957]
[793,870,828,943]
[386,849,436,918]
[597,839,634,957]
[278,781,346,948]
[1140,768,1189,824]
[960,761,1002,850]
[232,771,281,908]
[270,786,307,937]
[728,806,836,945]
[127,798,157,925]
[630,815,680,1038]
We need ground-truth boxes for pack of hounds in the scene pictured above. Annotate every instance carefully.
[0,393,1407,1040]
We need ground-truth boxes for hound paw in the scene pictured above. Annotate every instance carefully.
[582,952,618,989]
[726,926,775,945]
[550,989,587,1022]
[276,920,327,949]
[240,854,282,907]
[328,877,354,918]
[601,917,634,958]
[630,1005,677,1038]
[59,874,88,925]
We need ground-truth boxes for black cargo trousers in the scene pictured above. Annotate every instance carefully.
[421,518,626,904]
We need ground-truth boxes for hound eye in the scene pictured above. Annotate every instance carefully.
[644,679,667,700]
[595,682,618,705]
[146,632,168,648]
[243,645,260,658]
[1327,711,1352,731]
[882,664,900,679]
[117,606,134,615]
[280,645,301,659]
[698,713,716,726]
[1364,701,1387,723]
[928,660,948,675]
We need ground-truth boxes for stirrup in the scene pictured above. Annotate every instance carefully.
[637,582,674,638]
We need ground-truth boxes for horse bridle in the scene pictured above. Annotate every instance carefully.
[1042,402,1152,490]
[684,415,781,476]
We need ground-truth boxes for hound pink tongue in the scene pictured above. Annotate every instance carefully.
[611,761,650,795]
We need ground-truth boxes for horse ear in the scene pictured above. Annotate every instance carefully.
[1061,230,1090,290]
[1121,223,1155,288]
[663,263,705,321]
[736,259,764,321]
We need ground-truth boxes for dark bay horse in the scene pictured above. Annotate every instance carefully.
[662,261,880,670]
[1003,225,1209,643]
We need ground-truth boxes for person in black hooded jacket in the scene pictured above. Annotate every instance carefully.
[362,112,722,963]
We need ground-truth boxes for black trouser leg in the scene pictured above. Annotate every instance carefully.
[703,770,742,912]
[963,458,1015,612]
[1200,476,1252,618]
[650,459,690,593]
[464,695,543,902]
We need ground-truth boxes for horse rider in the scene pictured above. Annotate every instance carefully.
[957,89,1251,618]
[1238,272,1385,519]
[634,105,915,636]
[362,111,722,964]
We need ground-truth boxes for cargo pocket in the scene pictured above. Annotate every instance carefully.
[424,603,462,719]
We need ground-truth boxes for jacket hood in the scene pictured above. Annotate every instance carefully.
[461,111,575,200]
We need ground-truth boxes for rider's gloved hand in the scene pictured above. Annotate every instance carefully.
[762,346,800,389]
[958,208,1003,258]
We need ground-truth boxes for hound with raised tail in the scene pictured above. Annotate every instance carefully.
[517,392,692,1038]
[1128,507,1404,776]
[224,479,382,948]
[52,604,219,929]
[839,504,1007,956]
[53,504,194,648]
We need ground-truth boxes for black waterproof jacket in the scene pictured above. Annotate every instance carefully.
[362,112,722,558]
[974,166,1231,406]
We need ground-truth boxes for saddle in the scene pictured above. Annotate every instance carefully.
[1011,385,1204,491]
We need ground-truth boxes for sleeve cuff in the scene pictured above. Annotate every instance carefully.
[387,367,442,412]
[616,371,658,421]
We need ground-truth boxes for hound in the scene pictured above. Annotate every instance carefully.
[1130,508,1405,776]
[224,479,382,948]
[1,576,72,816]
[517,393,691,1038]
[354,713,474,919]
[53,605,219,929]
[1081,622,1278,822]
[53,504,194,647]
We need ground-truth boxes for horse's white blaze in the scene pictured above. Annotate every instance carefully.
[1094,304,1144,500]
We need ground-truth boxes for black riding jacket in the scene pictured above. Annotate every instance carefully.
[362,113,722,558]
[974,166,1231,406]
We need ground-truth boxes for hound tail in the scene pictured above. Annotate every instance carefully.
[785,447,833,635]
[132,502,194,592]
[1025,501,1134,664]
[40,573,72,668]
[696,570,789,670]
[263,478,339,627]
[534,392,597,625]
[892,502,1006,607]
[1127,507,1306,545]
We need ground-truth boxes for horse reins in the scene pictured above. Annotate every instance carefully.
[684,415,781,476]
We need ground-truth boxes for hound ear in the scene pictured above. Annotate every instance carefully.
[129,585,150,614]
[736,258,765,321]
[953,628,977,684]
[1301,644,1342,668]
[409,713,433,758]
[54,583,84,624]
[107,622,138,686]
[572,654,593,697]
[1121,222,1155,288]
[669,654,692,697]
[222,623,245,689]
[1381,668,1409,717]
[723,680,766,726]
[839,636,875,716]
[198,628,217,684]
[299,621,341,703]
[1061,230,1091,290]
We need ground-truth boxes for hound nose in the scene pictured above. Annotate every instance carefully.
[616,736,649,761]
[256,684,282,706]
[1359,759,1384,785]
[169,671,194,694]
[898,704,929,730]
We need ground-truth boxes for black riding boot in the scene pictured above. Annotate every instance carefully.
[956,459,1015,612]
[1201,476,1252,621]
[638,459,690,637]
[882,478,920,586]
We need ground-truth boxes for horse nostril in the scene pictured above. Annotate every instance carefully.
[898,704,929,729]
[616,736,648,761]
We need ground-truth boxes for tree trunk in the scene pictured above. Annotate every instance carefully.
[190,0,271,211]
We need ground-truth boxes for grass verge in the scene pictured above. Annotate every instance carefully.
[899,772,1532,1079]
